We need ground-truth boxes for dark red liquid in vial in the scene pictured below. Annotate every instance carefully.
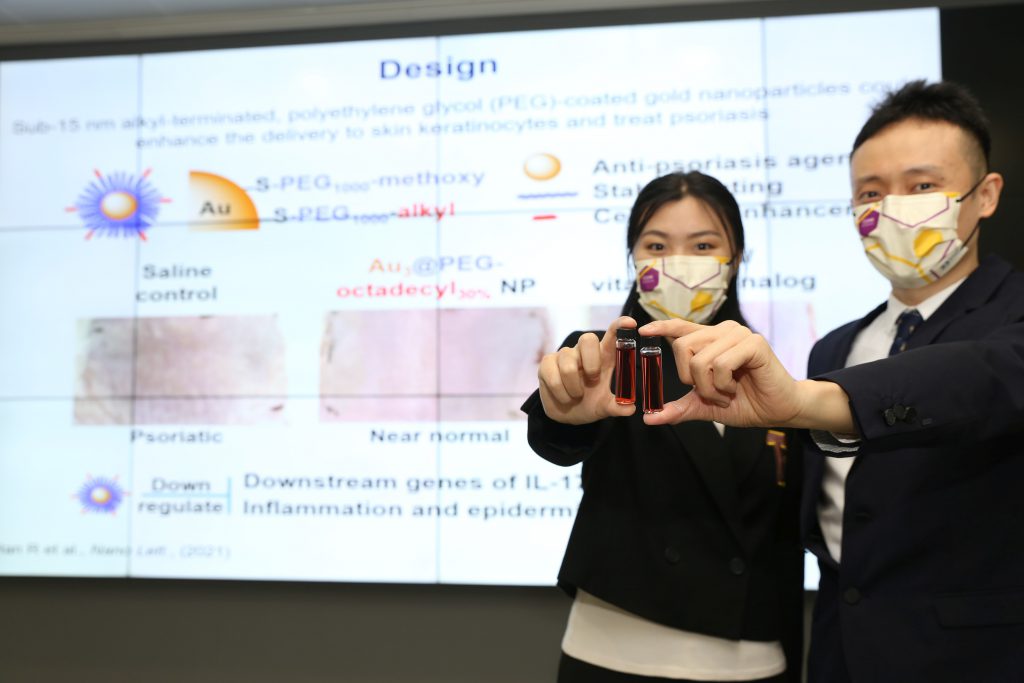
[641,350,664,414]
[615,346,636,404]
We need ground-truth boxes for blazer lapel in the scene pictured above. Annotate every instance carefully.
[726,425,769,486]
[904,255,1013,350]
[659,340,747,546]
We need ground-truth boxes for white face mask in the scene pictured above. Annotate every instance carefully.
[855,181,981,289]
[634,254,732,323]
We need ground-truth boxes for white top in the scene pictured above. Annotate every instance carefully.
[816,279,964,563]
[562,590,786,681]
[560,422,784,681]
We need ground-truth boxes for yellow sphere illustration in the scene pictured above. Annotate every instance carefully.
[91,487,112,504]
[100,191,138,221]
[524,153,561,181]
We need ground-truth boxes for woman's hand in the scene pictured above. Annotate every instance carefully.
[537,316,638,425]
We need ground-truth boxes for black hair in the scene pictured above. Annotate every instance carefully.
[852,79,991,173]
[620,171,746,326]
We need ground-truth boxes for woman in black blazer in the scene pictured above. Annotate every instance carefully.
[521,172,803,682]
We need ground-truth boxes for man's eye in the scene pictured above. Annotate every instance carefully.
[857,190,880,202]
[915,182,935,192]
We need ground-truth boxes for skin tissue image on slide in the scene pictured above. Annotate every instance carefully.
[319,307,550,421]
[74,315,287,425]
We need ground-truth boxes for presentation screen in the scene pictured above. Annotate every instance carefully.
[0,8,939,587]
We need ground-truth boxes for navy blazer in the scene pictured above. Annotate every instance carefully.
[802,255,1024,682]
[523,318,804,682]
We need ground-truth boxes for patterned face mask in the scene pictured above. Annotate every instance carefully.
[633,254,732,323]
[855,179,983,289]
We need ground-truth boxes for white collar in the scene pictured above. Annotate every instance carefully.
[879,276,967,328]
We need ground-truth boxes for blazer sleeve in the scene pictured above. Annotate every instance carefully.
[519,330,617,467]
[815,319,1024,450]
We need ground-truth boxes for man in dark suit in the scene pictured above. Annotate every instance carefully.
[640,80,1024,681]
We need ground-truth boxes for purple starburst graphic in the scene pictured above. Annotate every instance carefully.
[67,168,169,240]
[75,475,126,514]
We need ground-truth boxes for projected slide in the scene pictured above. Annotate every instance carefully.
[0,8,939,585]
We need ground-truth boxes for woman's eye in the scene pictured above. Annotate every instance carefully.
[646,243,664,251]
[914,182,935,192]
[696,242,712,251]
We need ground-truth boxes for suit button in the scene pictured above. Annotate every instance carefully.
[729,557,746,576]
[843,587,862,605]
[884,408,897,426]
[664,547,681,564]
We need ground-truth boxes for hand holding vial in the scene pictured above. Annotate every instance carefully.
[637,318,854,434]
[537,316,639,425]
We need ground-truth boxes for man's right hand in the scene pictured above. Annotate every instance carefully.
[537,316,638,425]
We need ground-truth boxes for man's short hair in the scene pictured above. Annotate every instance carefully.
[852,80,992,173]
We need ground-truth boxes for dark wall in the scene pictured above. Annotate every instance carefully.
[943,4,1024,270]
[0,579,570,682]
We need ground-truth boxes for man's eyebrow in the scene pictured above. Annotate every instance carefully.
[853,173,882,186]
[902,164,945,176]
[853,165,946,185]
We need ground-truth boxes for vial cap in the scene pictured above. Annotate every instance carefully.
[640,336,660,348]
[616,328,636,340]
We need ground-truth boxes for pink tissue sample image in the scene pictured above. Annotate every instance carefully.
[740,301,816,381]
[74,316,287,425]
[319,308,550,421]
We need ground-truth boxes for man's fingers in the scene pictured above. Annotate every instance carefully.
[668,321,745,389]
[556,347,585,398]
[711,333,777,387]
[577,333,602,382]
[637,318,707,343]
[691,325,751,399]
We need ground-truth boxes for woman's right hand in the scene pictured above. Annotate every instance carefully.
[537,316,638,425]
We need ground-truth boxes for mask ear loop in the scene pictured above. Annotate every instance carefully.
[955,174,988,248]
[955,174,987,203]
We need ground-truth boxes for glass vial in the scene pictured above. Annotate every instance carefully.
[614,328,637,405]
[640,337,664,414]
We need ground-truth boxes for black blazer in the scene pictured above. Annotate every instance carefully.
[522,325,804,682]
[802,255,1024,682]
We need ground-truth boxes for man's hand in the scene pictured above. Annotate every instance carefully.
[638,319,855,434]
[537,316,638,425]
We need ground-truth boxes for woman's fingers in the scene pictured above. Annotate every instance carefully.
[556,346,585,398]
[600,315,638,360]
[577,332,602,383]
[601,394,637,418]
[538,353,573,405]
[642,391,714,425]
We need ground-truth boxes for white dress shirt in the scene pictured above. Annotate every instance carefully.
[816,279,965,563]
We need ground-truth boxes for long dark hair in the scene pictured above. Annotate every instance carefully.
[620,171,746,326]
